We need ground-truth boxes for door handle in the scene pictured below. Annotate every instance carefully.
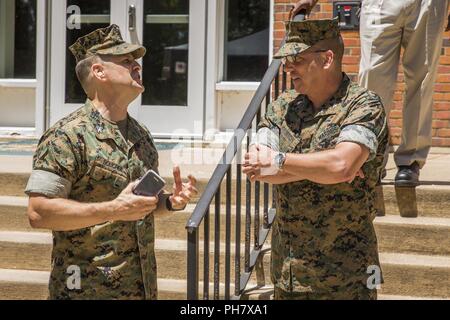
[129,4,136,31]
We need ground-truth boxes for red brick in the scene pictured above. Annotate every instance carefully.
[391,136,402,145]
[395,82,406,91]
[389,110,403,119]
[343,38,360,47]
[433,92,450,101]
[433,111,450,120]
[274,21,284,31]
[432,138,450,147]
[342,55,360,64]
[321,3,333,12]
[389,127,402,136]
[389,119,403,127]
[435,84,450,92]
[392,92,403,101]
[438,66,450,73]
[274,12,288,21]
[434,103,450,111]
[343,31,360,39]
[437,129,450,137]
[433,120,450,128]
[439,56,450,65]
[436,74,450,83]
[391,101,404,110]
[342,64,359,73]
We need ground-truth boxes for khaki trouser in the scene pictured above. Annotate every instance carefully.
[359,0,449,168]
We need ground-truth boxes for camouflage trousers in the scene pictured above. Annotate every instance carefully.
[273,287,377,300]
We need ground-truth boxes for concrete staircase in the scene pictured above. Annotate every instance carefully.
[0,151,449,300]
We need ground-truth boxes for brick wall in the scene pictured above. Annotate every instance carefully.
[273,0,450,147]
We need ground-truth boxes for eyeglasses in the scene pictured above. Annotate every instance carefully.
[281,49,328,65]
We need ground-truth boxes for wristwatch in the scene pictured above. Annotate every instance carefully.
[274,152,286,170]
[166,194,186,211]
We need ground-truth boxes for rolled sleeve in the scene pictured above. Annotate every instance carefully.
[250,127,280,151]
[25,170,72,198]
[26,127,80,198]
[336,124,378,161]
[339,91,388,160]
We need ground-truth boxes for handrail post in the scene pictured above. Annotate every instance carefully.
[187,228,199,299]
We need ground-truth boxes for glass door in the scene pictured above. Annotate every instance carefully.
[129,0,206,138]
[49,0,206,138]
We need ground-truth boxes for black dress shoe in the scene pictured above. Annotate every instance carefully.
[395,162,420,187]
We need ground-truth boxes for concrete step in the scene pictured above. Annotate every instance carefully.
[0,269,186,300]
[239,252,450,299]
[2,198,450,256]
[1,247,449,299]
[0,233,449,299]
[0,172,270,206]
[382,185,450,218]
[242,286,450,300]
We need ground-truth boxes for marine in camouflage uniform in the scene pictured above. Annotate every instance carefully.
[25,25,163,299]
[253,19,388,299]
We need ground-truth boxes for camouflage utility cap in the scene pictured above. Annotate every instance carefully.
[274,18,340,58]
[69,24,146,63]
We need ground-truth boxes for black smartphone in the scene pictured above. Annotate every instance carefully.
[132,169,166,197]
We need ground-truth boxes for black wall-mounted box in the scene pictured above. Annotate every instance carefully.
[333,1,361,30]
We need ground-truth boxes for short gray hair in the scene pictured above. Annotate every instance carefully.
[75,55,101,95]
[313,35,345,65]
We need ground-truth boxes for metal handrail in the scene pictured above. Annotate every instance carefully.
[185,59,283,300]
[185,57,282,232]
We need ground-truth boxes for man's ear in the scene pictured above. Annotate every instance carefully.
[91,63,106,81]
[323,50,334,69]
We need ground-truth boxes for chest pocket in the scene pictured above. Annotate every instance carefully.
[279,121,301,153]
[89,158,129,195]
[311,121,341,151]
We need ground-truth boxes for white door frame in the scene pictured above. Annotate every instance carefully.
[35,0,47,136]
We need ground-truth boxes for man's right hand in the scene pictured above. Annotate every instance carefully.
[110,181,159,221]
[290,0,319,18]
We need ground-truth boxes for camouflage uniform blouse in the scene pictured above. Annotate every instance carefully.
[258,74,388,299]
[25,100,159,300]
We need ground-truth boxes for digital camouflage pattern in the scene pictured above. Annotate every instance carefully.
[274,18,340,58]
[29,100,159,299]
[69,24,146,64]
[258,73,388,300]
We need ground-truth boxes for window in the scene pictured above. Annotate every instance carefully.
[142,0,189,106]
[224,0,269,82]
[0,0,37,79]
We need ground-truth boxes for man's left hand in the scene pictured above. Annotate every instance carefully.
[243,144,279,181]
[169,166,198,210]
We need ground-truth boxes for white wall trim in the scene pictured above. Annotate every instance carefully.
[269,0,274,61]
[0,127,36,136]
[215,81,260,91]
[35,0,47,136]
[204,0,221,139]
[0,79,37,88]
